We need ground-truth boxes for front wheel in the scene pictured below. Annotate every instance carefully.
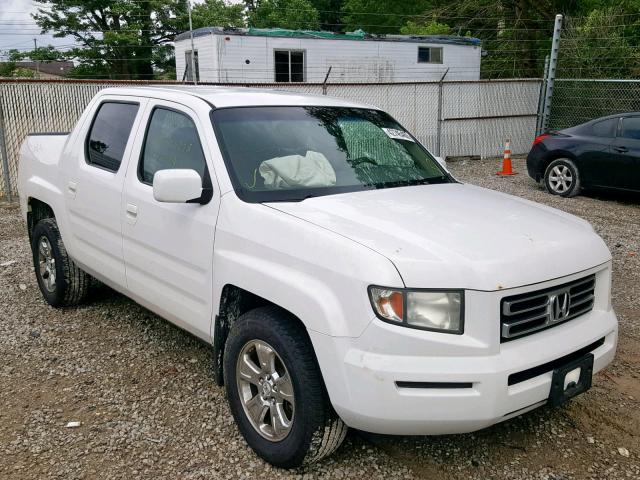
[223,306,347,468]
[544,158,581,197]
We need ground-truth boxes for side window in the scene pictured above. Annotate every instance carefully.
[86,102,139,172]
[139,107,206,184]
[418,47,443,64]
[621,117,640,140]
[592,118,617,138]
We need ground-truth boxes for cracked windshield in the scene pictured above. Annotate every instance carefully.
[211,106,450,202]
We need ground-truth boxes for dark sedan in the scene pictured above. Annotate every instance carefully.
[527,113,640,197]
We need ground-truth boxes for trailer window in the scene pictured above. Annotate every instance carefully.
[274,50,305,82]
[418,47,443,64]
[86,102,139,172]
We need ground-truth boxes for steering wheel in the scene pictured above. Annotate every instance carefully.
[349,155,378,166]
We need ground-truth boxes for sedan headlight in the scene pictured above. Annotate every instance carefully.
[369,287,464,334]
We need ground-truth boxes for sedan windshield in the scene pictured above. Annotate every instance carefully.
[211,106,451,202]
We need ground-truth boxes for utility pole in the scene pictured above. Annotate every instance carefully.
[33,38,39,79]
[187,0,197,85]
[542,14,562,133]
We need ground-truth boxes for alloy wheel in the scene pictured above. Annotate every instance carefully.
[548,164,573,194]
[38,236,56,293]
[236,339,295,442]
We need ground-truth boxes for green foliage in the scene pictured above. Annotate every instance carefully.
[9,46,61,62]
[0,62,37,78]
[191,0,245,29]
[559,8,640,78]
[400,21,452,36]
[23,0,189,80]
[0,61,17,77]
[248,0,320,30]
[12,68,37,78]
[309,0,345,32]
[340,0,432,34]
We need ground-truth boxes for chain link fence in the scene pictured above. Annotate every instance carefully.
[0,79,542,199]
[547,79,640,131]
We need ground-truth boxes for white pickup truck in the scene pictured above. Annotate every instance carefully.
[18,86,617,468]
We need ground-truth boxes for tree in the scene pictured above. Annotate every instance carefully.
[309,0,345,32]
[559,8,640,78]
[25,0,190,80]
[191,0,245,29]
[400,21,452,36]
[340,0,433,34]
[248,0,320,30]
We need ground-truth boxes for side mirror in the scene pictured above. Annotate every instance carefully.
[153,169,203,203]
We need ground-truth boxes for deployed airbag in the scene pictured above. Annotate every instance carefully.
[259,151,337,188]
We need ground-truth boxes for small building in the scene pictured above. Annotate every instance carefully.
[174,27,482,84]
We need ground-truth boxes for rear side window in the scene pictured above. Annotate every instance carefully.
[621,117,640,140]
[139,107,206,184]
[591,118,617,138]
[86,102,139,172]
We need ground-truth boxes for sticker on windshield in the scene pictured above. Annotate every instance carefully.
[382,128,415,142]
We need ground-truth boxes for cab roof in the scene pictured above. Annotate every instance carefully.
[99,85,376,110]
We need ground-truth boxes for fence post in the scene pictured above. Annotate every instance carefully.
[435,68,449,157]
[322,66,332,95]
[0,99,12,202]
[542,14,562,133]
[535,55,550,136]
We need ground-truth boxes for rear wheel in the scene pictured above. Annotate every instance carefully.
[31,218,90,307]
[544,158,581,197]
[223,306,347,468]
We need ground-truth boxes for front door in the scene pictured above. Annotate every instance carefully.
[122,101,220,340]
[610,116,640,191]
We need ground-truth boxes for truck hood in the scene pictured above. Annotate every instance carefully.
[266,183,611,291]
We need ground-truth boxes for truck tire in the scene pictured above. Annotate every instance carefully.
[223,306,347,468]
[544,158,581,197]
[31,218,90,307]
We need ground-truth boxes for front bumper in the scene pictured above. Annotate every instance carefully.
[310,265,617,435]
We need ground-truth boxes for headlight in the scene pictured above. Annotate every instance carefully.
[369,287,464,334]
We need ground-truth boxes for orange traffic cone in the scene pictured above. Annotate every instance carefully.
[497,139,517,176]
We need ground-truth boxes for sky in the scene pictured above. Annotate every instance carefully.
[0,0,73,57]
[0,0,233,60]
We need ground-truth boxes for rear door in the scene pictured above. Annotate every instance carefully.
[63,97,145,288]
[121,100,220,341]
[610,116,640,191]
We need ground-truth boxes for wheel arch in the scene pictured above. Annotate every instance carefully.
[541,150,579,179]
[213,284,313,387]
[27,197,56,242]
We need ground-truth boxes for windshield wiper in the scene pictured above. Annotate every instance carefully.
[264,193,320,203]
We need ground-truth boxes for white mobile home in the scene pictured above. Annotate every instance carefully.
[174,27,482,83]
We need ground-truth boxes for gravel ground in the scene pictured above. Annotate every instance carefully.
[1,156,639,479]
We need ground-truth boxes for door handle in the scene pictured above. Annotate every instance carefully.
[613,146,628,153]
[125,203,138,224]
[67,181,77,198]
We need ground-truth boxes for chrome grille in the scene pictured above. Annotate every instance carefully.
[501,275,595,341]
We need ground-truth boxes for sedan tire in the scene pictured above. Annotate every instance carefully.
[544,158,581,197]
[223,306,347,468]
